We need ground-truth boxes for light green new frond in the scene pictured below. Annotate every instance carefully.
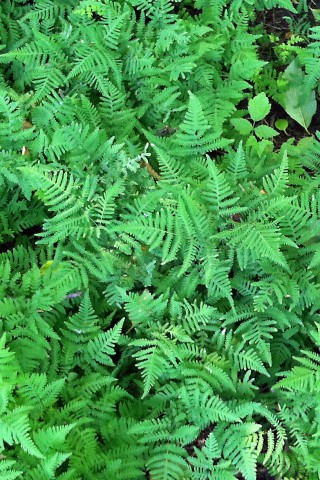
[92,181,124,237]
[262,152,289,197]
[75,0,109,17]
[98,81,126,113]
[63,291,99,338]
[172,92,230,156]
[86,318,124,368]
[180,89,211,136]
[201,431,220,459]
[227,141,248,182]
[203,160,244,219]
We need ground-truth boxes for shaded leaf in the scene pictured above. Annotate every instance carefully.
[281,61,317,130]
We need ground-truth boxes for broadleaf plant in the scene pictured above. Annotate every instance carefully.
[280,60,317,130]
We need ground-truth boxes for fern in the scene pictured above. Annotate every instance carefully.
[0,1,319,479]
[171,92,231,157]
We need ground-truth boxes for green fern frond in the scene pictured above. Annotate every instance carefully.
[0,460,22,480]
[146,443,189,480]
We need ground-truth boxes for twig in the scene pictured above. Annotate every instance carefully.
[141,160,161,181]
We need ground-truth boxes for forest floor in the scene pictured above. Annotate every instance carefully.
[257,6,320,149]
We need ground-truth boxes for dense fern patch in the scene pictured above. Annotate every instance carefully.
[1,0,320,479]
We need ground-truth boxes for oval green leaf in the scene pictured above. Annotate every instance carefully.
[275,119,289,131]
[248,93,271,122]
[255,125,279,139]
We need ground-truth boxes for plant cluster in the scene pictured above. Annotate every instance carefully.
[1,0,320,479]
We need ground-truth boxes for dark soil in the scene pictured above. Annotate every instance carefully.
[0,238,15,253]
[256,8,293,39]
[185,425,213,456]
[310,0,320,9]
[256,3,318,38]
[0,224,43,254]
[256,466,276,480]
[257,465,277,480]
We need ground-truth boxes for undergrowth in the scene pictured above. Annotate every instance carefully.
[0,0,320,479]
